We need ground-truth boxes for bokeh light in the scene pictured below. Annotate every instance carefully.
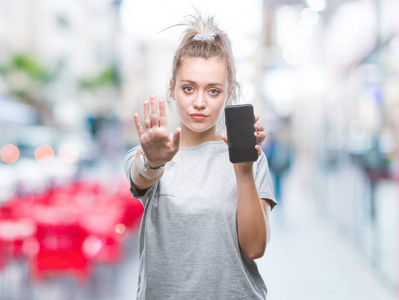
[349,119,366,139]
[115,223,126,234]
[82,236,106,258]
[0,144,20,164]
[34,145,54,164]
[58,144,79,164]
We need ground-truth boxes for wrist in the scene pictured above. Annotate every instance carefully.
[131,151,164,189]
[140,151,165,171]
[233,162,253,175]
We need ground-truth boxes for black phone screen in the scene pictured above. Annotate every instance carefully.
[225,104,258,163]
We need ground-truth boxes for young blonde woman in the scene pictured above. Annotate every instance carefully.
[124,13,277,300]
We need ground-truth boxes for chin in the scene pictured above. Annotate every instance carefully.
[187,125,212,133]
[182,121,214,133]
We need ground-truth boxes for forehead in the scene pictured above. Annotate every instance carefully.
[177,57,228,84]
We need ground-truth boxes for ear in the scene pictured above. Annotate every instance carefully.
[170,79,175,97]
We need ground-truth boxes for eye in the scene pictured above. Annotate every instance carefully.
[183,86,194,93]
[209,89,220,96]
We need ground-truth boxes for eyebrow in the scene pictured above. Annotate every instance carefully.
[180,79,225,88]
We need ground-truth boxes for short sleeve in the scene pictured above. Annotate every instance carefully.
[123,145,158,208]
[254,151,277,210]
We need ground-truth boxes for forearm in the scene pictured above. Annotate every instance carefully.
[130,149,164,191]
[234,164,270,259]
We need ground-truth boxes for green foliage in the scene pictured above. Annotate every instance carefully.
[79,64,121,90]
[0,53,58,83]
[10,89,29,99]
[11,54,57,83]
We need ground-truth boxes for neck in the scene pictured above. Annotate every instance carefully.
[180,125,222,147]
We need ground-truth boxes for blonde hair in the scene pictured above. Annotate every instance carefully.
[167,12,240,104]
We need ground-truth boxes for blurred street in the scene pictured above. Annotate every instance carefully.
[1,0,399,299]
[259,159,396,300]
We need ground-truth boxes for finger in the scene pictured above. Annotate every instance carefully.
[255,131,266,143]
[255,123,265,132]
[143,100,151,130]
[255,145,262,156]
[134,113,145,137]
[159,97,167,127]
[220,133,228,144]
[254,114,260,123]
[172,127,181,149]
[150,94,158,127]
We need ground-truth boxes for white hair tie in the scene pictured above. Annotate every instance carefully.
[192,33,217,41]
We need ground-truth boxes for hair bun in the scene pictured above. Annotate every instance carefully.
[192,33,217,41]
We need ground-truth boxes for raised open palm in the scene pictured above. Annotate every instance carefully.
[134,95,181,168]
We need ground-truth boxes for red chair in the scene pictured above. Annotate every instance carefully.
[79,201,125,264]
[119,198,143,233]
[30,223,89,283]
[0,216,37,299]
[0,217,37,260]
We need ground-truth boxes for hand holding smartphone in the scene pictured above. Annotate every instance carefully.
[224,104,258,163]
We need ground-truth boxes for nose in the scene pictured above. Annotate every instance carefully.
[193,92,206,109]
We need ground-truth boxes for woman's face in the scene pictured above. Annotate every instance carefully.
[172,56,231,134]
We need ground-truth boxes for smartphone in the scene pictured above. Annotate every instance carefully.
[225,104,258,163]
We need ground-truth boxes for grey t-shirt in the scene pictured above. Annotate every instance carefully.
[124,141,276,300]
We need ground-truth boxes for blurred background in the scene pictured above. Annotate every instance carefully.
[0,0,398,299]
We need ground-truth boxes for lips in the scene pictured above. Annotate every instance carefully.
[190,113,208,121]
